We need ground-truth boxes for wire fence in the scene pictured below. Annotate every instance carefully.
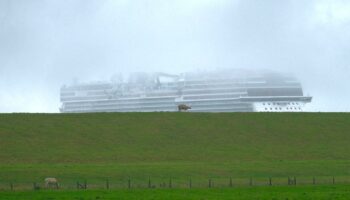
[0,176,349,191]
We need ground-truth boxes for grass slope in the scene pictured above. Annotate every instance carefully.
[0,113,349,185]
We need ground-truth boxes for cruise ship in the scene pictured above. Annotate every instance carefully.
[60,69,312,113]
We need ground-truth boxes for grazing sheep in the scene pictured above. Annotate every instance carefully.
[45,177,58,189]
[178,104,191,112]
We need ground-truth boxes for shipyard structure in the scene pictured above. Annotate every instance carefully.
[60,69,312,113]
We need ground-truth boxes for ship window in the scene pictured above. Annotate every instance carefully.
[247,88,303,96]
[279,107,282,110]
[270,108,272,110]
[265,108,267,110]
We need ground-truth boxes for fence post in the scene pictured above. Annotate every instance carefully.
[269,177,272,186]
[189,178,192,188]
[106,179,109,189]
[169,178,172,188]
[33,182,37,190]
[333,176,335,184]
[84,180,87,189]
[249,177,253,186]
[313,177,316,185]
[148,177,151,188]
[288,177,290,185]
[294,177,296,185]
[76,181,79,189]
[10,183,13,191]
[208,179,212,188]
[229,177,233,187]
[128,178,131,189]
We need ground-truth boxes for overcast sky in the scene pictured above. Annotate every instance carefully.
[0,0,349,112]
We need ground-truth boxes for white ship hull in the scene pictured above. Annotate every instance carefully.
[60,70,312,113]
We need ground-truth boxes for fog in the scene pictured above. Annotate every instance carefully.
[0,0,349,112]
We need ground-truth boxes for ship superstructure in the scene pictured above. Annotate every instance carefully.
[60,69,312,112]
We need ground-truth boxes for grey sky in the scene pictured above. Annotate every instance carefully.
[0,0,349,112]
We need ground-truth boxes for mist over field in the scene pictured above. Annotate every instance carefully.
[0,0,349,112]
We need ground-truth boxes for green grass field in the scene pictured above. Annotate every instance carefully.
[0,113,350,191]
[1,185,350,200]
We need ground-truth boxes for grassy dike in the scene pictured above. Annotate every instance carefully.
[0,112,349,186]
